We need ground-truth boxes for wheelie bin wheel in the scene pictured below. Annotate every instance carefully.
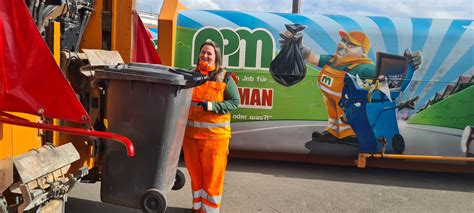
[172,169,186,190]
[141,189,167,213]
[392,134,405,154]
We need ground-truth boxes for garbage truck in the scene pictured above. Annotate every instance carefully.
[1,0,199,212]
[0,0,136,212]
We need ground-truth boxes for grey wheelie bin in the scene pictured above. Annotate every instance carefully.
[94,63,206,213]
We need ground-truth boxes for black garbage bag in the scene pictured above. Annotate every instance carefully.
[270,24,307,87]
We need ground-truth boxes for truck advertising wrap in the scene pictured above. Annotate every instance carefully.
[173,10,473,166]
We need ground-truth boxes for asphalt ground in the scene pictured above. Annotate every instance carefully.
[66,158,474,213]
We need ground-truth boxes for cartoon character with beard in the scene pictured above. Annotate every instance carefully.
[278,30,421,144]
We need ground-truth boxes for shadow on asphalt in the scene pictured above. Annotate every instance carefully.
[66,198,138,213]
[66,198,190,213]
[221,156,474,193]
[175,147,474,193]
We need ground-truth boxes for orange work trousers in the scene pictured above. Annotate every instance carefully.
[321,93,356,139]
[182,136,230,213]
[318,64,356,139]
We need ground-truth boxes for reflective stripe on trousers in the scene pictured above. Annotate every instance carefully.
[192,189,222,212]
[328,124,352,132]
[325,109,355,138]
[193,201,202,210]
[328,118,352,131]
[202,190,222,204]
[193,189,203,210]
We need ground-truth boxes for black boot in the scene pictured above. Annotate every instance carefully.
[312,131,338,143]
[338,136,359,145]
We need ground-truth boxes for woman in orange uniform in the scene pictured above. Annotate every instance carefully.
[183,41,240,213]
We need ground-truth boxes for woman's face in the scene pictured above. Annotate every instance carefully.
[199,45,216,66]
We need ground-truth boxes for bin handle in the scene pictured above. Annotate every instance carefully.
[168,68,209,82]
[0,112,135,157]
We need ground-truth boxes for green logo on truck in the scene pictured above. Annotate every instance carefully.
[192,27,275,70]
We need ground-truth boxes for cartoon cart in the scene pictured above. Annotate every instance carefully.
[339,74,404,154]
[339,52,474,168]
[339,52,415,154]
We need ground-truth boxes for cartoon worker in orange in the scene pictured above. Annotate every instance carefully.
[278,29,421,144]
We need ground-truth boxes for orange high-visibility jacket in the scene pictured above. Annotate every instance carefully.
[185,69,237,139]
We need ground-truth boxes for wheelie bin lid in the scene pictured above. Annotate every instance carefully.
[94,63,191,86]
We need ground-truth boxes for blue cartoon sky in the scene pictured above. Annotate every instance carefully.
[137,0,473,19]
